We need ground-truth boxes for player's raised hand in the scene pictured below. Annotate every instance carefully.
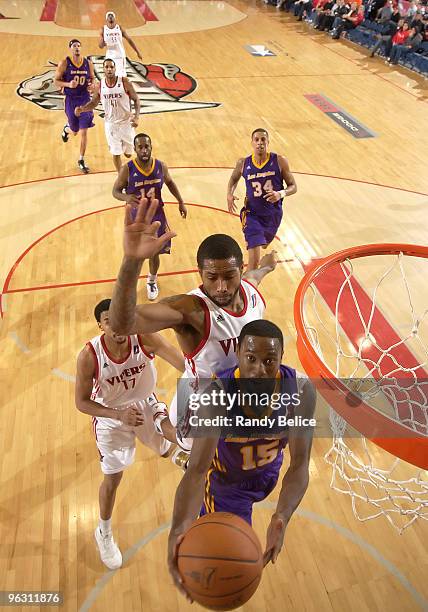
[259,250,278,271]
[227,194,239,213]
[263,514,286,566]
[263,189,281,204]
[74,106,82,117]
[124,197,177,260]
[119,404,144,427]
[168,533,193,602]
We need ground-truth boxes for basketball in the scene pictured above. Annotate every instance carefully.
[177,512,263,610]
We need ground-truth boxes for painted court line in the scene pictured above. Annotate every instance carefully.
[8,331,30,354]
[52,368,75,383]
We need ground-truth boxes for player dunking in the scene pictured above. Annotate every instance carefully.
[112,134,187,300]
[107,199,278,458]
[54,39,95,174]
[168,320,316,598]
[75,299,185,570]
[75,58,140,173]
[227,128,297,270]
[99,11,143,78]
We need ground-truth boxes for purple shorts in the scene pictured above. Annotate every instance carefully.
[200,465,281,525]
[240,206,283,250]
[131,204,171,254]
[65,94,94,133]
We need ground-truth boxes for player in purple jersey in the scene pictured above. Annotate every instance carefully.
[227,128,297,271]
[54,40,95,174]
[112,133,187,301]
[167,319,315,598]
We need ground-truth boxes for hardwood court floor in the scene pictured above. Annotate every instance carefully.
[0,1,427,611]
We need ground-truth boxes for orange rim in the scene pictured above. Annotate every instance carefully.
[294,243,428,469]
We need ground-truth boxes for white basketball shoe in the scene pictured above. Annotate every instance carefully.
[94,527,123,570]
[146,281,159,301]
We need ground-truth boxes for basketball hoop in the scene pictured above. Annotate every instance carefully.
[294,243,428,532]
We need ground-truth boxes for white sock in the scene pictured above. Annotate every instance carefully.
[79,155,84,161]
[99,518,112,535]
[64,125,71,134]
[147,274,157,283]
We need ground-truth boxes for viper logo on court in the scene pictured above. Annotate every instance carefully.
[17,56,220,115]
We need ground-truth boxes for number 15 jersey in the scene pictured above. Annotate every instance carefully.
[242,152,284,216]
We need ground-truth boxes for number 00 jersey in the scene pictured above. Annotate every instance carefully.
[242,152,284,216]
[88,334,156,409]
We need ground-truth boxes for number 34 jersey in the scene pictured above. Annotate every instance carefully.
[242,152,284,216]
[88,334,157,410]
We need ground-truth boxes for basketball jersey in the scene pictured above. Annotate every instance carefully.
[103,24,126,59]
[63,56,91,98]
[211,365,298,479]
[100,76,130,123]
[127,158,164,205]
[88,334,156,410]
[184,280,266,382]
[242,152,284,216]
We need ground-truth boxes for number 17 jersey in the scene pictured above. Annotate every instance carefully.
[242,152,284,216]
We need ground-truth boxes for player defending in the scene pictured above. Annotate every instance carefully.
[108,199,278,457]
[75,298,184,569]
[167,319,316,598]
[99,10,143,78]
[227,128,297,270]
[75,58,140,173]
[54,39,95,174]
[112,134,187,300]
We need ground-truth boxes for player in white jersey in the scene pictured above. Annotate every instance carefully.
[108,199,278,459]
[99,10,143,78]
[75,58,141,172]
[75,298,184,570]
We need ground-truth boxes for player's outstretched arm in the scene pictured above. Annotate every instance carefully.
[279,155,297,197]
[123,78,140,127]
[226,158,244,213]
[168,435,219,598]
[243,250,278,287]
[122,28,143,59]
[263,380,316,566]
[109,199,178,335]
[162,162,187,218]
[142,332,185,372]
[75,346,144,425]
[98,27,106,49]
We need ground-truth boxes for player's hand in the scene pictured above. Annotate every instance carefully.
[178,202,187,219]
[263,513,286,566]
[68,79,78,89]
[74,106,82,117]
[259,250,278,271]
[227,194,239,213]
[125,193,141,207]
[263,189,281,204]
[168,532,193,602]
[119,404,144,426]
[124,197,177,260]
[131,115,139,128]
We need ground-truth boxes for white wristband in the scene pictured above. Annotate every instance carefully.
[279,189,286,199]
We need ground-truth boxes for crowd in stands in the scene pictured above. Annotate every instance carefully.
[263,0,428,74]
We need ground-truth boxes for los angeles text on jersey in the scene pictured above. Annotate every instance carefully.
[106,363,147,386]
[188,415,317,428]
[246,170,276,181]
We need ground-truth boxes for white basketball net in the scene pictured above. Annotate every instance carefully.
[302,252,428,532]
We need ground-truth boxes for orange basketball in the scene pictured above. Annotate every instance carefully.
[177,512,263,610]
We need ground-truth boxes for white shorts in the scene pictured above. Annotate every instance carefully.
[104,121,135,156]
[106,55,127,77]
[93,397,171,474]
